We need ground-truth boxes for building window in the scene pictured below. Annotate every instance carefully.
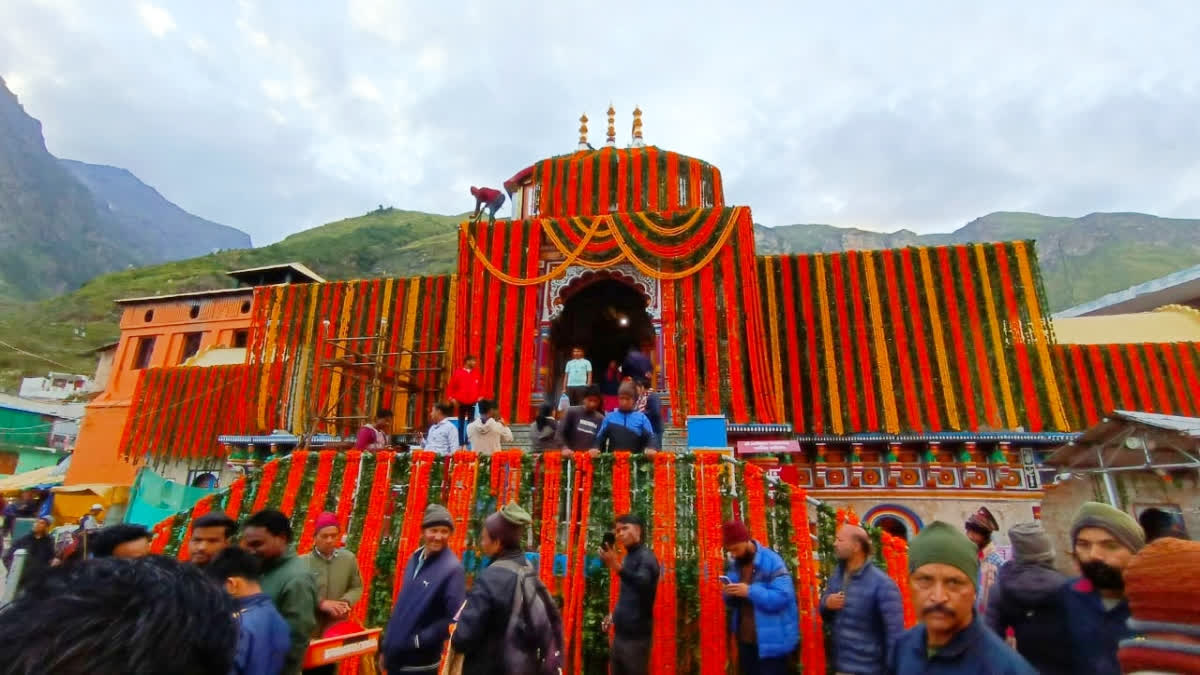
[189,304,200,319]
[143,309,154,322]
[233,330,249,348]
[678,175,689,208]
[240,300,251,314]
[132,337,156,370]
[180,332,203,363]
[528,185,540,217]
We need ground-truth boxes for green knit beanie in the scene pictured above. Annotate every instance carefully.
[1070,501,1145,553]
[908,521,980,587]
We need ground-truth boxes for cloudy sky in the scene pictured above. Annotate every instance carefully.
[2,1,1199,245]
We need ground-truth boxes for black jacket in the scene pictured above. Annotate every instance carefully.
[452,549,563,675]
[3,532,55,589]
[984,561,1071,675]
[612,543,659,638]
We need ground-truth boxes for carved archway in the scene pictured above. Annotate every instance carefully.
[545,264,660,322]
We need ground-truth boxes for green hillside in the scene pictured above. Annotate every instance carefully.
[0,208,462,389]
[4,208,1199,392]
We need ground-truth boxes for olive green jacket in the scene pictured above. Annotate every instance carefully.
[303,548,364,635]
[260,551,319,675]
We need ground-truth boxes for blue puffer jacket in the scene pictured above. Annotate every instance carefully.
[723,542,799,659]
[820,561,905,675]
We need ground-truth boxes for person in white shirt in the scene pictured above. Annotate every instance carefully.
[425,401,459,456]
[562,346,593,406]
[465,399,514,456]
[78,504,104,532]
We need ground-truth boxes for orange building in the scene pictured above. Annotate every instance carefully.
[65,263,323,486]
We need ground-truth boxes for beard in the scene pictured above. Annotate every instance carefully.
[1080,560,1125,591]
[735,551,756,566]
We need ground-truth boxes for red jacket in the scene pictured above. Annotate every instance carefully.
[447,367,481,404]
[473,187,503,204]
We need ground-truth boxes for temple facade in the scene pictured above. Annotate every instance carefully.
[65,110,1200,544]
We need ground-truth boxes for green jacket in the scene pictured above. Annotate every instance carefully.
[260,551,319,675]
[303,548,364,635]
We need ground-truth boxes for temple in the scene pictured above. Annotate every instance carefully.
[65,108,1199,537]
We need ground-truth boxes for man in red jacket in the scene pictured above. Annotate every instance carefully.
[447,355,481,448]
[469,186,506,224]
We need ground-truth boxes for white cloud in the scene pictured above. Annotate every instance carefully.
[260,80,286,101]
[348,75,381,101]
[137,3,176,38]
[186,36,208,52]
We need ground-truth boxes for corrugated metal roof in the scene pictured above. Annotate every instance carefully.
[1111,410,1200,436]
[1055,263,1200,317]
[0,393,85,420]
[114,286,252,305]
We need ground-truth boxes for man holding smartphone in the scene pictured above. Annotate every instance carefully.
[721,520,799,675]
[599,513,660,675]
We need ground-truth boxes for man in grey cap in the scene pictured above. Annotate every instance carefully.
[1058,501,1146,675]
[984,522,1070,675]
[380,503,466,675]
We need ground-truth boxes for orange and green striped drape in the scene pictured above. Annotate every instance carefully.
[530,146,723,217]
[118,363,258,461]
[1053,341,1200,428]
[247,277,456,436]
[757,241,1070,434]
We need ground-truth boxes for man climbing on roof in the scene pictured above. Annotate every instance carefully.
[469,186,506,224]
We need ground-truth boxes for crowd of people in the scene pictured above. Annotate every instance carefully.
[1,487,1198,674]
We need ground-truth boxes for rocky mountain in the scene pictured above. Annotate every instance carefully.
[755,212,1200,311]
[0,76,249,301]
[60,159,250,263]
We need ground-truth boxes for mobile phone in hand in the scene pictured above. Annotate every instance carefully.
[602,532,616,551]
[718,575,731,585]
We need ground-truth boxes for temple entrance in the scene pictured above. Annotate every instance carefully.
[549,279,655,398]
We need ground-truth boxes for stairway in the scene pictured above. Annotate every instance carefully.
[503,422,688,453]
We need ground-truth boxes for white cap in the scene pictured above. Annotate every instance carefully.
[90,503,103,511]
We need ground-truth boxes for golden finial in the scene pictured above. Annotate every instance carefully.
[631,106,644,147]
[578,114,589,150]
[606,103,616,147]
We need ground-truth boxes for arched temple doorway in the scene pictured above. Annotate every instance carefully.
[548,279,656,398]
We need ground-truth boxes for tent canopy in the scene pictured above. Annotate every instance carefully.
[0,458,69,494]
[1044,410,1200,474]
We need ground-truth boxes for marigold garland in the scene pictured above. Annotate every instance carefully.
[277,450,310,517]
[743,463,769,545]
[862,251,900,433]
[608,452,632,619]
[560,453,596,672]
[250,457,282,513]
[537,452,564,589]
[352,451,394,622]
[224,476,246,520]
[694,452,727,675]
[1013,241,1069,429]
[789,488,825,674]
[918,248,961,429]
[393,450,436,600]
[446,451,481,557]
[973,244,1018,429]
[648,453,678,674]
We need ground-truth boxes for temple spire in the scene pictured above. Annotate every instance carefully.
[606,104,616,147]
[578,114,589,150]
[631,106,644,147]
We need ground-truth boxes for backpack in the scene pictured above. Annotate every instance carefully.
[491,558,565,675]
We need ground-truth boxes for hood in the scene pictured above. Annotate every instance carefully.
[997,561,1067,604]
[476,418,495,434]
